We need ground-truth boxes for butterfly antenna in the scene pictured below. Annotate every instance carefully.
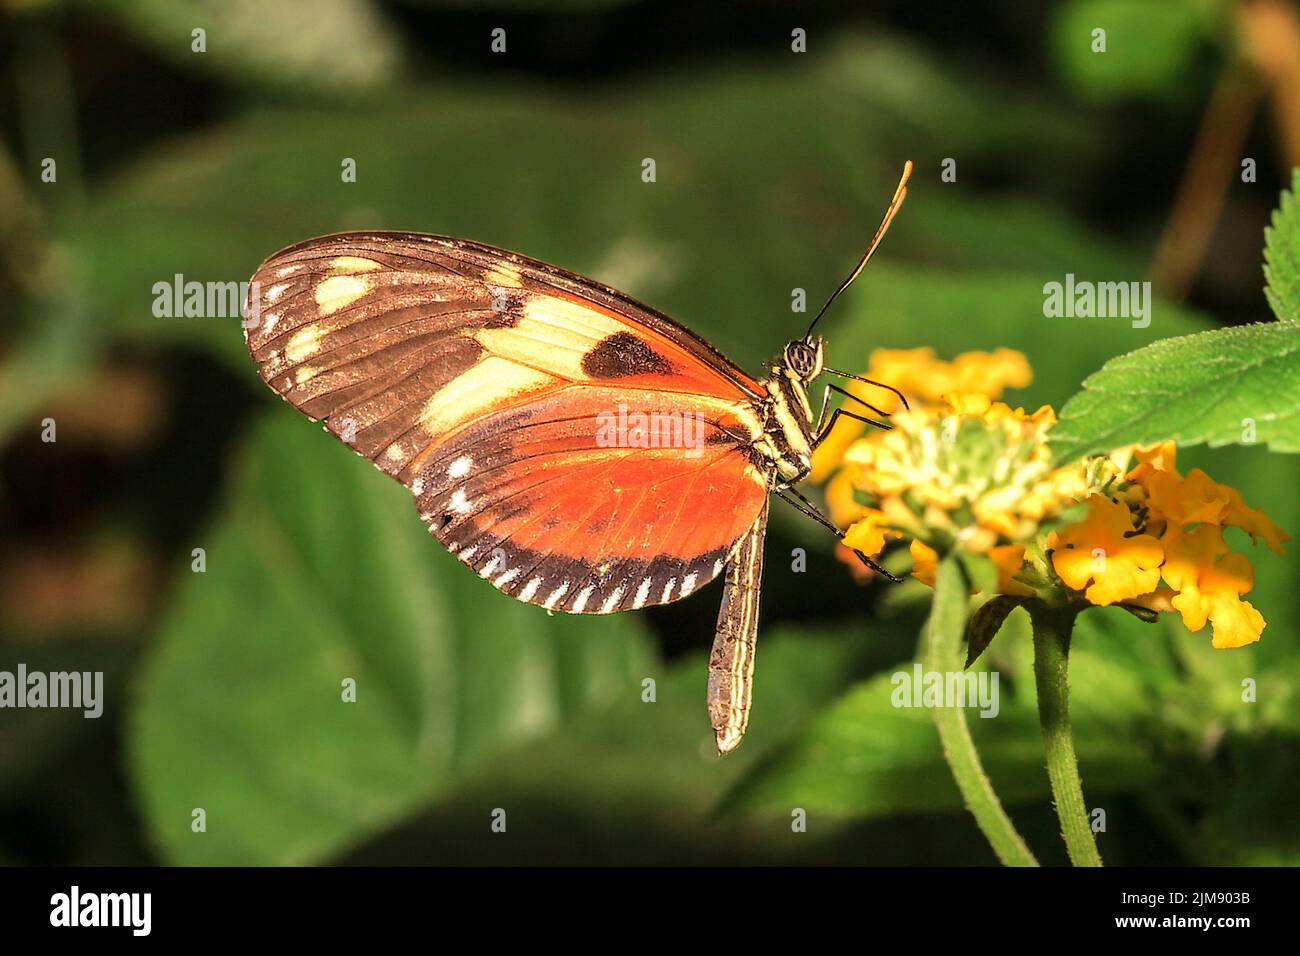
[804,160,913,341]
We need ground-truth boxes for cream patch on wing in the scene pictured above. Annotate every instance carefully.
[483,263,523,288]
[314,275,373,315]
[522,296,624,340]
[474,296,626,380]
[285,325,325,363]
[417,355,556,435]
[329,256,383,274]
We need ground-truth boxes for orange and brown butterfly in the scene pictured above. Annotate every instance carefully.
[242,162,914,754]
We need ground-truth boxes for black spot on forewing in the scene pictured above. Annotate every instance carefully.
[581,332,674,379]
[484,289,526,328]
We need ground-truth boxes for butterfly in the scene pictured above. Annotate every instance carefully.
[243,162,913,754]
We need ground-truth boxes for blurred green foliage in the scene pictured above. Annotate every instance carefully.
[2,1,1297,866]
[129,415,653,865]
[1050,0,1225,102]
[84,0,407,95]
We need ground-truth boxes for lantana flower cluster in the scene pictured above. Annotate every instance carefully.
[819,348,1288,649]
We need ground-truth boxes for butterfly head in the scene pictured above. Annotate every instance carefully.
[783,337,824,382]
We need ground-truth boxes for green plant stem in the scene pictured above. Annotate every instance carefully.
[924,556,1038,866]
[1028,601,1103,867]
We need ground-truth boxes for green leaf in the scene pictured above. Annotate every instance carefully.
[348,627,923,865]
[965,596,1027,669]
[1050,321,1300,463]
[1051,172,1300,461]
[1265,168,1300,321]
[126,410,654,865]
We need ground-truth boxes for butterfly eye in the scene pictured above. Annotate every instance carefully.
[785,342,816,378]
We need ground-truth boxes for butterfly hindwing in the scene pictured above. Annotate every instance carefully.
[244,232,773,612]
[414,385,769,613]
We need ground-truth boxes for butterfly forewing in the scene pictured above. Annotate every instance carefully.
[243,232,772,614]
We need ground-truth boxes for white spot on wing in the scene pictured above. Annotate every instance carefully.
[713,558,724,577]
[495,567,521,588]
[680,572,698,597]
[633,577,652,609]
[572,585,596,613]
[600,587,624,614]
[411,477,426,497]
[448,456,472,479]
[661,577,676,603]
[520,577,543,602]
[266,282,289,303]
[450,489,471,513]
[544,581,570,610]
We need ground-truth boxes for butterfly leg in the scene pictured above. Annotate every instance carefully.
[813,406,891,451]
[775,485,903,583]
[709,498,768,755]
[822,367,911,411]
[813,381,892,436]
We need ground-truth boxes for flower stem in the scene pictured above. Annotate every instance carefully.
[1028,601,1103,867]
[925,556,1038,866]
